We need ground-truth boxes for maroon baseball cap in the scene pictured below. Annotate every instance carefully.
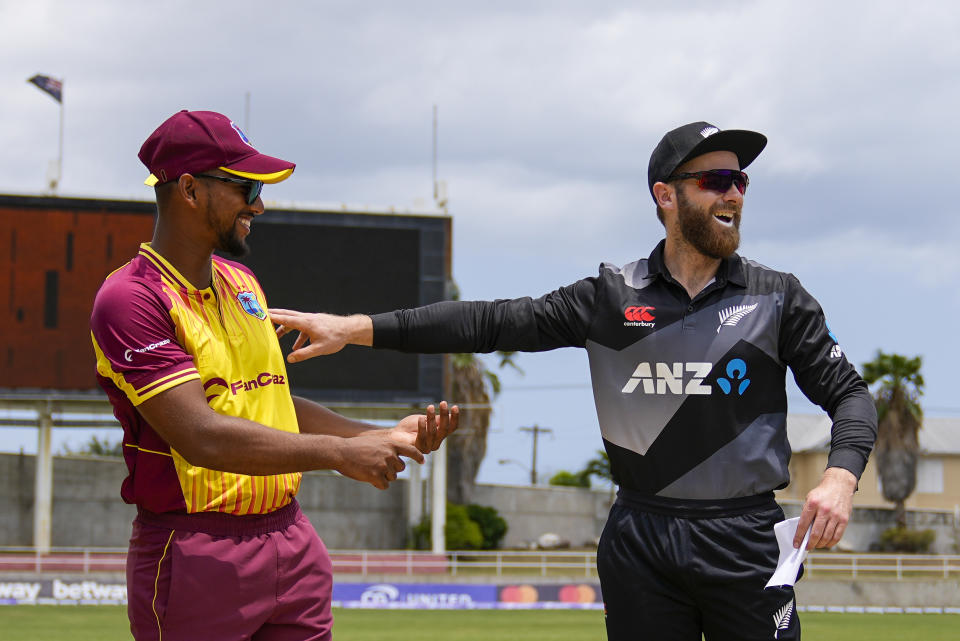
[138,110,295,186]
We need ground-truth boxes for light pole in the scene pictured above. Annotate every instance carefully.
[498,458,534,485]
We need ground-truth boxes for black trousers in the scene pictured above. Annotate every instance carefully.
[597,491,800,641]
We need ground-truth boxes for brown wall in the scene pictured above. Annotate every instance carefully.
[0,196,155,390]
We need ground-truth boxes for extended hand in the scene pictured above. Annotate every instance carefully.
[268,309,372,362]
[794,467,857,549]
[334,432,425,490]
[391,401,460,453]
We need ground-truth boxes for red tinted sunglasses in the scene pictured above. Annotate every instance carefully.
[669,169,749,195]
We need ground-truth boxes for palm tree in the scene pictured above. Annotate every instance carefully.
[446,350,522,504]
[582,449,616,500]
[862,351,924,529]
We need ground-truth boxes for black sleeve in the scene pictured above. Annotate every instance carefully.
[779,274,877,481]
[370,277,599,354]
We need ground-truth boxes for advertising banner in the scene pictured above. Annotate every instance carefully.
[333,583,497,609]
[0,578,601,609]
[0,579,126,605]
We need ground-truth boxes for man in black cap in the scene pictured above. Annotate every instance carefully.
[269,122,877,640]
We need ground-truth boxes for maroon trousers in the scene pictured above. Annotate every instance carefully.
[127,500,333,641]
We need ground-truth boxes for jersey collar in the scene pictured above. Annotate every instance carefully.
[138,243,216,293]
[645,239,746,288]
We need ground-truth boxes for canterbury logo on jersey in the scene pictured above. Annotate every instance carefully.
[623,306,655,328]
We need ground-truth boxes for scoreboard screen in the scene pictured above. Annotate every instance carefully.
[0,194,450,405]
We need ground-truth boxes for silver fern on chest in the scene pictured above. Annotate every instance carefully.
[717,302,759,333]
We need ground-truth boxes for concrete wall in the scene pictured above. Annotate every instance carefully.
[794,579,960,608]
[296,470,408,549]
[473,483,613,548]
[0,454,615,549]
[2,453,957,553]
[0,453,408,549]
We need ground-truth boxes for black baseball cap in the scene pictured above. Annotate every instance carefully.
[647,121,767,200]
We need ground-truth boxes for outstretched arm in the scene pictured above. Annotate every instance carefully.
[270,278,599,363]
[269,310,372,362]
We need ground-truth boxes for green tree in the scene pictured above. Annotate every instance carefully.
[61,435,123,457]
[581,449,616,500]
[548,470,590,487]
[582,449,613,485]
[862,351,924,529]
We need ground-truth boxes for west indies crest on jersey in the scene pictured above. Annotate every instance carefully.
[237,291,267,320]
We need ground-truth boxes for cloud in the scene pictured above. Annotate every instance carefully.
[746,225,960,294]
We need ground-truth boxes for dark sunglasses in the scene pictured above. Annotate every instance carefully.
[194,174,264,205]
[669,169,749,195]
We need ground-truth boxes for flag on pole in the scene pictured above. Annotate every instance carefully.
[27,74,63,103]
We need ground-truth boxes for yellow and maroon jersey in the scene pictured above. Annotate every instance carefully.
[90,243,301,514]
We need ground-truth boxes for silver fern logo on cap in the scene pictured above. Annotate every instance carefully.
[700,126,719,138]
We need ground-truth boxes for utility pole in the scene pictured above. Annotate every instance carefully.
[519,425,552,485]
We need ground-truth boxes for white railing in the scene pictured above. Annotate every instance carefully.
[2,547,959,580]
[803,553,960,580]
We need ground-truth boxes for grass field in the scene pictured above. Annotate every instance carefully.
[2,606,959,640]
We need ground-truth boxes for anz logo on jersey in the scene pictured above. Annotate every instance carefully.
[620,358,751,396]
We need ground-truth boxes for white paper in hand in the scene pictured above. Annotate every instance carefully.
[765,517,811,588]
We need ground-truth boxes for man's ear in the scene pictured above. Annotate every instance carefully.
[652,181,675,211]
[177,174,202,207]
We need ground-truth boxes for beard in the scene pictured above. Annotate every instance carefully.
[675,186,741,259]
[216,224,249,258]
[205,193,250,258]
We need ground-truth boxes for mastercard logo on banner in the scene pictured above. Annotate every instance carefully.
[499,585,539,603]
[558,584,597,603]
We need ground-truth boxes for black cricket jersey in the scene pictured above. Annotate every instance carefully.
[372,240,876,502]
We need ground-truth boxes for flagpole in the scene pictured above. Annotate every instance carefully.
[55,80,64,193]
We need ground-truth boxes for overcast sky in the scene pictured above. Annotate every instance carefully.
[2,1,958,486]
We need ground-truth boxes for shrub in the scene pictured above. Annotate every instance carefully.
[410,502,484,550]
[875,527,936,553]
[548,470,590,488]
[466,503,508,549]
[445,503,484,550]
[410,502,507,550]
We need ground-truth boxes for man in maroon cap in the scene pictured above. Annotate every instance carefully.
[89,110,459,641]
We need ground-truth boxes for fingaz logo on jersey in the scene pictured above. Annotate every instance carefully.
[237,291,267,320]
[620,359,751,396]
[203,372,288,401]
